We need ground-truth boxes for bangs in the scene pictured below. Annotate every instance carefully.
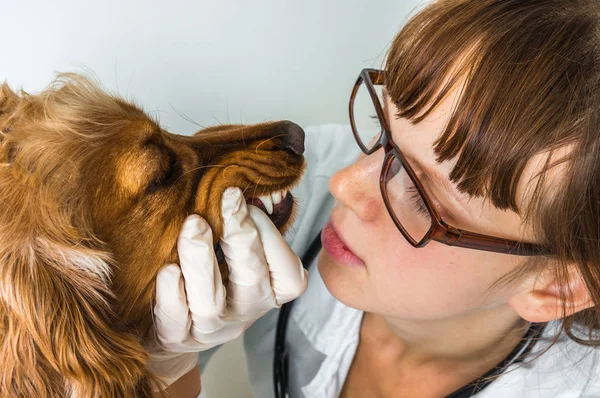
[384,0,598,215]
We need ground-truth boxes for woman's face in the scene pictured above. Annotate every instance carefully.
[319,87,540,321]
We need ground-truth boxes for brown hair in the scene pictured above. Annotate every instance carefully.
[385,0,600,345]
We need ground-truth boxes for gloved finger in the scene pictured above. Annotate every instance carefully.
[167,320,253,352]
[248,206,308,305]
[154,264,192,346]
[219,188,277,319]
[188,321,245,349]
[177,214,227,334]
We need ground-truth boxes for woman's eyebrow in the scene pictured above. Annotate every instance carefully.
[403,151,455,197]
[422,162,474,219]
[428,168,462,200]
[403,153,472,220]
[400,145,471,219]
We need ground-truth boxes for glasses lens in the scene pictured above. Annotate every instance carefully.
[351,79,384,151]
[383,154,433,244]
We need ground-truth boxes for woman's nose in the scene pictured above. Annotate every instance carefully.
[328,150,385,221]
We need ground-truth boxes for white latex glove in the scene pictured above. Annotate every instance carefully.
[147,187,308,390]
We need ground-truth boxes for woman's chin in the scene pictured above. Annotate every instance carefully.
[317,250,369,311]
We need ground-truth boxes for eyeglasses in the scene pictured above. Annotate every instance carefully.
[349,68,549,256]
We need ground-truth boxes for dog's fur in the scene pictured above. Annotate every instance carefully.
[0,74,305,397]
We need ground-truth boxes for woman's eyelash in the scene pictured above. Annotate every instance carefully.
[369,114,381,126]
[407,186,431,218]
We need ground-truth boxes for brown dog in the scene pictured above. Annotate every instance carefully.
[0,73,305,397]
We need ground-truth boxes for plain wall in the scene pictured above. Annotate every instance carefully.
[3,1,426,396]
[3,0,425,132]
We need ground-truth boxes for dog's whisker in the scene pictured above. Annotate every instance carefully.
[219,164,240,179]
[252,176,264,199]
[254,134,288,153]
[226,99,230,125]
[169,103,206,129]
[241,182,253,198]
[242,123,246,147]
[174,164,228,185]
[114,61,120,97]
[222,182,253,232]
[126,68,136,99]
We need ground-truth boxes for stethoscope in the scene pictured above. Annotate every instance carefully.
[272,230,545,398]
[274,231,323,398]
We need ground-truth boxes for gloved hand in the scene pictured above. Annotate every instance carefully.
[147,187,308,390]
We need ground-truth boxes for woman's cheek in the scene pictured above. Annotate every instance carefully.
[367,245,482,319]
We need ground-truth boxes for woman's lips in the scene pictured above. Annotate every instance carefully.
[321,221,365,267]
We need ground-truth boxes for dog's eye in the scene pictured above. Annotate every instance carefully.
[147,150,180,194]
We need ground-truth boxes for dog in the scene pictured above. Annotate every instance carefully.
[0,73,305,397]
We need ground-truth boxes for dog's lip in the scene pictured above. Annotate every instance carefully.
[245,191,293,229]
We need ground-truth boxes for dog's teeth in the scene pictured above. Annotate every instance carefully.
[271,191,283,205]
[259,194,274,214]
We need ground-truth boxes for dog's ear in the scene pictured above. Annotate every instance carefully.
[0,237,156,397]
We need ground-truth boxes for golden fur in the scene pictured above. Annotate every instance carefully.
[0,74,305,397]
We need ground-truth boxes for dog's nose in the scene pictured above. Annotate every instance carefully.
[279,120,305,155]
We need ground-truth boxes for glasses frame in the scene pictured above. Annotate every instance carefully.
[349,68,549,256]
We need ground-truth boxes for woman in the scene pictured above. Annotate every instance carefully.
[150,0,600,396]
